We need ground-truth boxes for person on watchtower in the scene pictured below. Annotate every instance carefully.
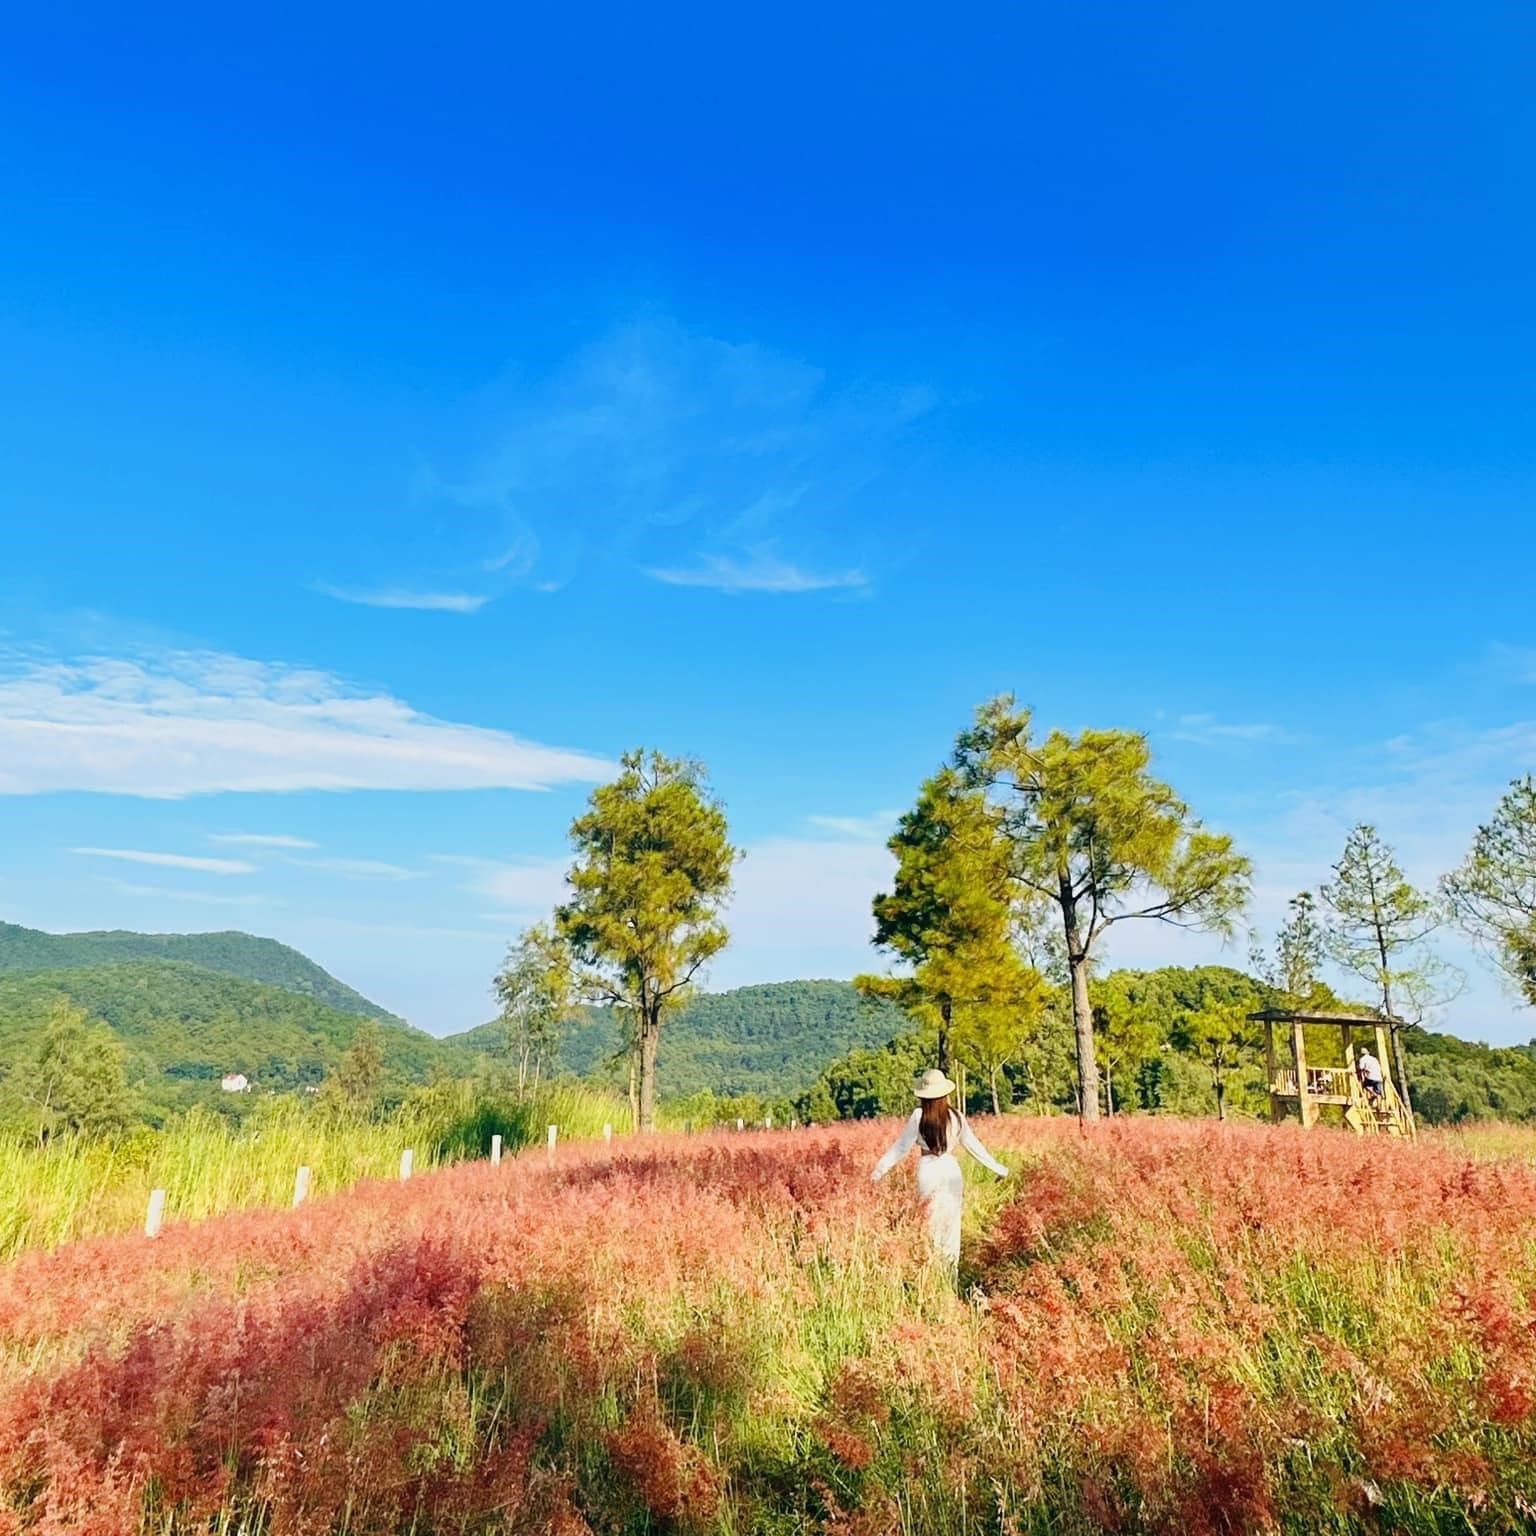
[1356,1047,1386,1106]
[870,1068,1009,1267]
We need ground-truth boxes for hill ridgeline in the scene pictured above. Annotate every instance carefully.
[0,921,406,1026]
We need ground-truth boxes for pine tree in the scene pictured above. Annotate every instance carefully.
[494,923,575,1093]
[954,697,1250,1122]
[1444,776,1536,1007]
[1171,999,1255,1122]
[860,768,1034,1072]
[558,750,738,1131]
[1,1001,133,1140]
[322,1019,386,1113]
[1275,891,1326,1004]
[1321,823,1449,1124]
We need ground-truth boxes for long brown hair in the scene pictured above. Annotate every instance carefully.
[918,1093,953,1155]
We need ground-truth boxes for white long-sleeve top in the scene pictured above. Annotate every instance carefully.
[870,1109,1008,1182]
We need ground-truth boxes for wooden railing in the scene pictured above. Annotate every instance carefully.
[1306,1066,1354,1097]
[1270,1066,1353,1098]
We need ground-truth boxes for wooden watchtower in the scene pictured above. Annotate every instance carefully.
[1248,1008,1414,1137]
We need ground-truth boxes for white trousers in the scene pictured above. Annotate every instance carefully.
[916,1152,964,1265]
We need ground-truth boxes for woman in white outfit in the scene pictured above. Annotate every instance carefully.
[870,1068,1009,1266]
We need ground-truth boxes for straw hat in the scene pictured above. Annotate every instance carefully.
[913,1068,957,1099]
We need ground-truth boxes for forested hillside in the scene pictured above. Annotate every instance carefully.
[0,960,438,1119]
[5,921,1535,1131]
[443,979,913,1098]
[0,922,405,1026]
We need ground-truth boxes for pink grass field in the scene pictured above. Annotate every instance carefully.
[4,1116,1536,1535]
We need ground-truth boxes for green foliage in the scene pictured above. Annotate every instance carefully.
[1092,972,1170,1114]
[557,749,739,1129]
[798,1031,931,1122]
[1171,998,1260,1120]
[492,922,577,1092]
[1321,824,1447,1014]
[1400,1025,1536,1125]
[657,1088,798,1131]
[1270,891,1328,1004]
[443,979,911,1100]
[0,1000,134,1139]
[1444,776,1536,1006]
[317,1018,387,1115]
[0,960,438,1121]
[862,768,1043,1076]
[0,920,405,1025]
[953,696,1252,1121]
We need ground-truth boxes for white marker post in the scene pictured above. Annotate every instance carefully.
[144,1187,166,1239]
[547,1124,558,1158]
[399,1148,414,1182]
[764,1113,773,1130]
[490,1134,502,1166]
[736,1117,744,1132]
[603,1123,613,1144]
[292,1165,312,1208]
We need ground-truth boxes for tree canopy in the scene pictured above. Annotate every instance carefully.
[953,696,1251,1121]
[1444,777,1536,1008]
[493,923,576,1094]
[862,768,1039,1073]
[557,749,738,1130]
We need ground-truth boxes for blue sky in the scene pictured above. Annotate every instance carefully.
[2,3,1533,1039]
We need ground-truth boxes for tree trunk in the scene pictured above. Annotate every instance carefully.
[638,1006,660,1132]
[1389,1022,1415,1130]
[1378,936,1416,1129]
[627,1051,638,1133]
[938,998,951,1073]
[1061,882,1101,1123]
[1214,1069,1227,1121]
[1104,1065,1115,1117]
[990,1065,1001,1116]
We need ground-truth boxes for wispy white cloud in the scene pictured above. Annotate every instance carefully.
[411,317,924,597]
[433,854,569,913]
[0,648,612,798]
[1480,642,1536,686]
[208,832,317,849]
[806,811,900,842]
[718,833,894,968]
[72,847,256,875]
[313,585,491,614]
[646,546,869,595]
[290,856,421,882]
[100,878,277,908]
[1168,713,1299,746]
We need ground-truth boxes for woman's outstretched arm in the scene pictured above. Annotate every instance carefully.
[955,1114,1009,1177]
[871,1110,921,1181]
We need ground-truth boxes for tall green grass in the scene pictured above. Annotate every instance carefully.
[0,1079,628,1259]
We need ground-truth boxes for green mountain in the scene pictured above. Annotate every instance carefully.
[0,959,438,1119]
[0,922,406,1027]
[443,979,914,1099]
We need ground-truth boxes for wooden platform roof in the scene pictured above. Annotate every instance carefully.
[1246,1007,1405,1027]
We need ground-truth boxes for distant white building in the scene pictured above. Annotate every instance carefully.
[220,1073,251,1093]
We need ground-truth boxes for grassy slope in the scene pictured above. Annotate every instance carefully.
[0,921,406,1027]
